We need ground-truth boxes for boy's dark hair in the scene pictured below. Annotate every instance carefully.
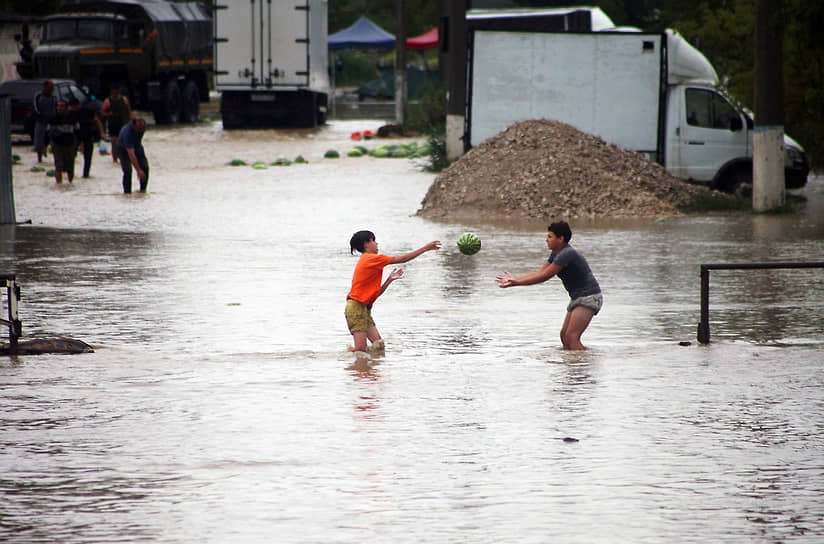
[350,230,375,254]
[548,221,572,243]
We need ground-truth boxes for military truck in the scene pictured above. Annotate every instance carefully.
[23,0,212,124]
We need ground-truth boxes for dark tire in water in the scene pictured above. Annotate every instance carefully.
[182,80,200,123]
[724,168,753,198]
[154,79,183,125]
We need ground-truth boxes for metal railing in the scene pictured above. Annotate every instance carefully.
[698,261,824,344]
[1,274,22,352]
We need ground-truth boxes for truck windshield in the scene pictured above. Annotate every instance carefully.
[43,18,114,42]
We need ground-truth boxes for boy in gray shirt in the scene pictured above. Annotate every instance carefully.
[496,221,602,350]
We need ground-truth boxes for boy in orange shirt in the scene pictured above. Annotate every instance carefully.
[346,230,440,354]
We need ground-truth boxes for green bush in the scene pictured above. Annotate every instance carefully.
[406,81,446,134]
[332,51,381,87]
[423,129,448,173]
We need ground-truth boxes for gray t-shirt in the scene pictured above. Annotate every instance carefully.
[548,245,601,299]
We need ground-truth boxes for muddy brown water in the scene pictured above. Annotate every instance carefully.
[2,117,823,543]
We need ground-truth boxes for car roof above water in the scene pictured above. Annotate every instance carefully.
[0,78,83,98]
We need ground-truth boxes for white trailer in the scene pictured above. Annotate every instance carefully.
[214,0,329,128]
[465,7,809,193]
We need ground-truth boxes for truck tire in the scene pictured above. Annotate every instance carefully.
[724,168,753,198]
[182,80,200,123]
[154,79,182,125]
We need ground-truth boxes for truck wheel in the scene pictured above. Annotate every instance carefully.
[157,79,182,125]
[725,169,753,198]
[182,80,200,123]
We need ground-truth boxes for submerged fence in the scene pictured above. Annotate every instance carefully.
[698,261,824,344]
[1,274,22,352]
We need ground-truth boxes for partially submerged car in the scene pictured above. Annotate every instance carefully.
[0,78,100,140]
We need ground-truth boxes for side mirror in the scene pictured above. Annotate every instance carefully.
[729,116,743,131]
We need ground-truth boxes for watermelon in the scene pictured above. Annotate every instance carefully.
[457,232,481,255]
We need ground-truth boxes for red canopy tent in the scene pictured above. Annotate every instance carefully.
[406,27,438,50]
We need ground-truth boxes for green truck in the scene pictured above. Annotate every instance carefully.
[20,0,212,124]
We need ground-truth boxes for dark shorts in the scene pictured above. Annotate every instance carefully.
[108,121,125,138]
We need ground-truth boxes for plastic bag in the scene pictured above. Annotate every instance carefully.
[98,140,109,155]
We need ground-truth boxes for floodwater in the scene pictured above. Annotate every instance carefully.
[2,116,823,544]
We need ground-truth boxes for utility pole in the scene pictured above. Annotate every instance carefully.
[395,0,407,126]
[753,0,785,211]
[0,96,17,224]
[444,0,467,161]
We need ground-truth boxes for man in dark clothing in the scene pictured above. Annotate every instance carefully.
[116,117,149,193]
[69,98,104,178]
[33,80,57,163]
[101,85,132,163]
[47,99,79,184]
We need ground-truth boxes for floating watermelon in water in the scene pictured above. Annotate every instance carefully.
[457,232,481,255]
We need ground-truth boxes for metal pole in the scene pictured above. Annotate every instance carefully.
[697,265,710,344]
[8,278,20,353]
[697,261,824,344]
[0,96,17,224]
[1,275,21,353]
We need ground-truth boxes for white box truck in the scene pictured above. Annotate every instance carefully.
[465,8,809,194]
[213,0,329,128]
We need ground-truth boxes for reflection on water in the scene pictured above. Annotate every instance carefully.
[1,119,823,543]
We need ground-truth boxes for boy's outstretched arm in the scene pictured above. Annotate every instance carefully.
[496,262,560,288]
[390,240,441,264]
[376,267,404,299]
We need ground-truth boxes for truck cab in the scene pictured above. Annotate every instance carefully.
[33,12,151,100]
[666,82,810,195]
[26,0,212,125]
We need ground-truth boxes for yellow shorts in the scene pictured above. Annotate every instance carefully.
[345,298,375,333]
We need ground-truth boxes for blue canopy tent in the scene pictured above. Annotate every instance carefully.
[328,16,396,117]
[328,15,395,50]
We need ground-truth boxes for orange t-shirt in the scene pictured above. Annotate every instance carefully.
[347,253,394,306]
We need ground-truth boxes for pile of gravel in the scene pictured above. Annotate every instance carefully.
[417,119,709,221]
